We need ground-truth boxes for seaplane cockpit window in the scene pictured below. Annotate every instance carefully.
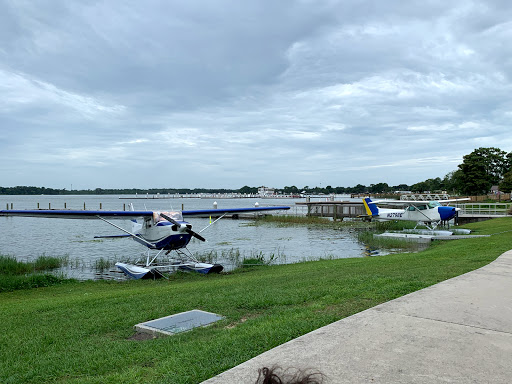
[407,205,428,211]
[153,211,183,223]
[428,201,441,209]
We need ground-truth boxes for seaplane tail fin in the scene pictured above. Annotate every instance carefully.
[363,197,379,216]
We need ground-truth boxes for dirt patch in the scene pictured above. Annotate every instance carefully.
[225,315,258,329]
[127,332,158,341]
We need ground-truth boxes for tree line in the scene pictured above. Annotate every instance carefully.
[2,147,511,196]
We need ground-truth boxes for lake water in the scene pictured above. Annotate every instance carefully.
[0,195,385,279]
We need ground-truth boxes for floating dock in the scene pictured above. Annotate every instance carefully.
[375,232,490,242]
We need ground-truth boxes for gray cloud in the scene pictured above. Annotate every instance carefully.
[1,0,511,189]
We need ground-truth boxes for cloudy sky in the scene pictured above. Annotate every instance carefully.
[1,0,511,190]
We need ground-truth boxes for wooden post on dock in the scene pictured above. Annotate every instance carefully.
[84,202,86,210]
[10,203,13,209]
[49,203,51,209]
[64,202,67,209]
[123,203,125,211]
[6,203,8,210]
[100,203,102,210]
[37,203,40,209]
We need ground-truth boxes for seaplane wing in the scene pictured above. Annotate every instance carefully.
[0,206,290,219]
[369,198,470,206]
[0,209,154,219]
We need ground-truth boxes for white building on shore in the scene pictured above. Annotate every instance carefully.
[258,186,275,196]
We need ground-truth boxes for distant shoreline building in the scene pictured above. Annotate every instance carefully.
[258,186,275,196]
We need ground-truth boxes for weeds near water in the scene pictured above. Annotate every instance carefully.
[357,231,419,250]
[374,220,418,231]
[0,255,32,275]
[94,258,115,272]
[193,247,286,269]
[33,255,62,271]
[0,254,64,275]
[0,254,70,292]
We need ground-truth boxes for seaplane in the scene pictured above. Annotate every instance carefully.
[362,197,470,230]
[0,205,290,279]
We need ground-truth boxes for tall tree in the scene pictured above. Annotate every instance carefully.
[456,147,509,195]
[369,182,391,193]
[500,170,512,193]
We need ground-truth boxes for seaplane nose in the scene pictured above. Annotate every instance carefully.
[438,206,457,221]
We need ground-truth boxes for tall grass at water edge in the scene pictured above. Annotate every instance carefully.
[0,254,62,274]
[194,248,285,268]
[0,255,69,292]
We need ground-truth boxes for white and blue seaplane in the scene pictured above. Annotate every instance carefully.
[362,197,470,230]
[0,205,290,279]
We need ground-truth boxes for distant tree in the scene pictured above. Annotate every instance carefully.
[442,171,458,193]
[500,152,512,193]
[457,155,491,195]
[457,147,509,195]
[500,170,512,193]
[334,186,347,194]
[351,184,367,194]
[392,184,410,191]
[507,152,512,170]
[282,185,299,194]
[369,182,391,193]
[411,181,428,193]
[238,185,257,194]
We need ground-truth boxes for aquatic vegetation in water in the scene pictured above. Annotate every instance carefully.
[193,248,286,269]
[0,254,64,274]
[216,241,233,246]
[33,255,62,271]
[357,230,426,252]
[94,258,114,272]
[0,254,69,291]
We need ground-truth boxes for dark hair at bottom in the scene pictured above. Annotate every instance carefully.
[255,366,325,384]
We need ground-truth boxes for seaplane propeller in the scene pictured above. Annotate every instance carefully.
[159,213,206,242]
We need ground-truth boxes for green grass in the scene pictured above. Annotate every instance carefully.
[0,255,63,275]
[33,255,62,271]
[0,255,33,275]
[0,218,511,384]
[0,255,69,292]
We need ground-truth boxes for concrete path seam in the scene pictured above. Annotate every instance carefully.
[372,309,512,336]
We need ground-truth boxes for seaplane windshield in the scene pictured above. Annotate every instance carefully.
[428,201,441,208]
[154,211,183,222]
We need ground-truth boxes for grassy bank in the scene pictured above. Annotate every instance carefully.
[1,218,511,384]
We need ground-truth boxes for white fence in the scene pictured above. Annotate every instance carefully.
[454,203,511,216]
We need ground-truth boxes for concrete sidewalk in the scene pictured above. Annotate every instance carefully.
[203,250,512,383]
